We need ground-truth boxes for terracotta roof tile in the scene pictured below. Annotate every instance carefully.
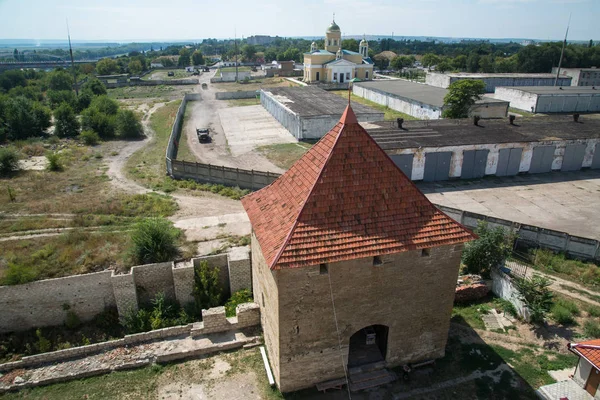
[241,104,476,270]
[569,339,600,369]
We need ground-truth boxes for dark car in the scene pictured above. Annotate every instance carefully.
[196,128,210,143]
[167,71,175,77]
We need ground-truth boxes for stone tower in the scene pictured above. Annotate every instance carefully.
[324,17,341,53]
[359,36,368,58]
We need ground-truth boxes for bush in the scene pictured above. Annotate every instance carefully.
[81,107,116,139]
[120,292,193,334]
[53,102,80,137]
[116,109,144,138]
[130,218,180,265]
[121,308,152,334]
[65,310,82,330]
[533,249,600,288]
[1,262,38,285]
[555,297,580,316]
[225,289,253,317]
[36,329,51,353]
[516,275,553,323]
[462,221,514,277]
[80,129,100,146]
[493,298,518,318]
[587,305,600,317]
[46,151,63,171]
[0,147,20,175]
[584,320,600,338]
[193,260,222,314]
[551,304,575,325]
[90,95,119,115]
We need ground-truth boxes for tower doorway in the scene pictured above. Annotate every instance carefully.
[347,325,389,368]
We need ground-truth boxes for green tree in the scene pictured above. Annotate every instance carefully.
[264,49,278,62]
[90,95,119,115]
[452,55,468,71]
[240,44,256,61]
[95,58,119,75]
[81,107,116,138]
[3,97,51,140]
[461,221,514,277]
[341,39,359,52]
[47,70,74,91]
[516,275,553,323]
[391,55,413,70]
[442,79,485,119]
[466,52,480,72]
[82,78,107,96]
[192,50,205,66]
[494,57,517,73]
[193,260,222,313]
[46,89,77,109]
[116,109,143,138]
[421,53,440,71]
[130,218,180,265]
[436,58,452,73]
[478,55,494,73]
[0,147,20,176]
[53,103,80,138]
[178,48,191,67]
[128,59,143,75]
[0,70,27,92]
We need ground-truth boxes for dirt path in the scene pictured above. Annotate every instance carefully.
[181,71,284,172]
[524,265,600,307]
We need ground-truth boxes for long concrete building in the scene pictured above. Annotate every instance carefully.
[364,115,600,181]
[494,86,600,114]
[353,80,509,120]
[426,72,572,93]
[260,86,383,139]
[552,67,600,87]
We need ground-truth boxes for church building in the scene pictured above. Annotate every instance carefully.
[303,18,374,84]
[242,102,475,392]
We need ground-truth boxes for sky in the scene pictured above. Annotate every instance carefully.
[0,0,598,42]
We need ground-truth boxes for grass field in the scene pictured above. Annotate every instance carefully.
[107,85,193,100]
[331,90,418,121]
[217,66,251,73]
[226,98,261,107]
[256,142,313,170]
[176,106,198,162]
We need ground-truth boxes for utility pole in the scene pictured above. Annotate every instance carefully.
[235,29,239,82]
[67,19,79,96]
[554,13,571,86]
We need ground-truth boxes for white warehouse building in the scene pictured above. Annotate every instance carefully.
[426,72,572,93]
[494,86,600,114]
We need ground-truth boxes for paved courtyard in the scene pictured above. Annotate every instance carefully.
[218,105,296,157]
[419,170,600,240]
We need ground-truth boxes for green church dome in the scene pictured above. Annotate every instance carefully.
[327,21,340,33]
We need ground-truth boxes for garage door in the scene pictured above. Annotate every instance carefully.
[591,143,600,170]
[561,143,586,172]
[423,152,452,182]
[529,145,556,174]
[389,154,414,179]
[461,150,489,179]
[496,148,522,177]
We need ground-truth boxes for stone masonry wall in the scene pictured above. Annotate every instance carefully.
[228,246,252,294]
[0,251,251,333]
[271,244,463,392]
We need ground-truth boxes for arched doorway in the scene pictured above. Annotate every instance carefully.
[347,325,389,368]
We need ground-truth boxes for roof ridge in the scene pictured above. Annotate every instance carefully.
[269,121,347,270]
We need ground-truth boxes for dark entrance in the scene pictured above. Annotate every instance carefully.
[347,325,389,368]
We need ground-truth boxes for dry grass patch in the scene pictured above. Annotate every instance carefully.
[215,77,298,92]
[255,142,312,170]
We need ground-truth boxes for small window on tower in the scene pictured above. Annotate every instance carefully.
[373,256,383,266]
[320,264,328,275]
[422,248,431,257]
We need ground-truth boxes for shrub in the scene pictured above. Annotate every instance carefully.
[1,262,38,285]
[36,329,51,353]
[130,218,179,265]
[65,310,82,330]
[555,297,579,316]
[90,95,119,115]
[53,102,80,137]
[587,305,600,318]
[121,308,152,334]
[225,289,253,317]
[81,107,116,139]
[80,129,100,146]
[516,275,553,323]
[0,147,20,175]
[462,221,514,277]
[551,304,575,325]
[193,260,222,314]
[46,151,63,171]
[493,298,518,318]
[116,109,144,138]
[584,320,600,338]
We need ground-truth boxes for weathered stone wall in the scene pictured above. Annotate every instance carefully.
[132,262,175,305]
[214,90,258,100]
[263,243,463,392]
[0,271,116,333]
[251,232,281,385]
[0,251,251,333]
[228,246,252,294]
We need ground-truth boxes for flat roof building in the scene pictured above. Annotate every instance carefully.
[353,80,509,120]
[494,86,600,114]
[260,86,383,139]
[552,67,600,87]
[426,72,572,93]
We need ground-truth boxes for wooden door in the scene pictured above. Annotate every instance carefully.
[585,367,600,396]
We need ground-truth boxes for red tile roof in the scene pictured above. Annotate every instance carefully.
[569,339,600,369]
[241,104,476,270]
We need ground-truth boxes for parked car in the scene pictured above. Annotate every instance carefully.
[168,71,174,77]
[196,128,210,143]
[201,83,208,89]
